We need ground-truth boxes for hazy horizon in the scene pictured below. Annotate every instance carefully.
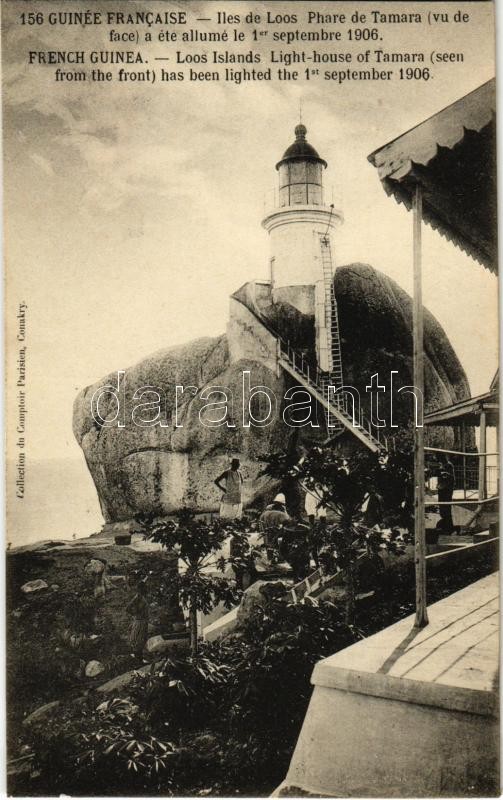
[6,456,105,546]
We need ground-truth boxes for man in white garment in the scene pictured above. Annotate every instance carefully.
[214,458,244,519]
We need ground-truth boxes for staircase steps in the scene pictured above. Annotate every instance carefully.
[278,344,382,452]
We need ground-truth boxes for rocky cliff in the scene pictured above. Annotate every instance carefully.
[73,264,472,525]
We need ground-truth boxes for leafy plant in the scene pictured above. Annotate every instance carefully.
[137,510,259,654]
[130,653,233,733]
[128,594,358,792]
[262,443,413,624]
[23,694,178,796]
[77,698,176,778]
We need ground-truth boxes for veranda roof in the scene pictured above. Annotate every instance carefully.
[368,79,497,273]
[424,387,499,427]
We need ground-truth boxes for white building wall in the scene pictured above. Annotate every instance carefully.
[262,205,341,291]
[226,296,279,375]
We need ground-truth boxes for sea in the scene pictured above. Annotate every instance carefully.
[6,457,104,548]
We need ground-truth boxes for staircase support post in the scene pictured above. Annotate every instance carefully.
[413,183,428,629]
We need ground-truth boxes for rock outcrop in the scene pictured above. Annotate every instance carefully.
[73,264,473,525]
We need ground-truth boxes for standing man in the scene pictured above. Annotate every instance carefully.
[259,493,291,561]
[215,458,244,520]
[304,485,327,567]
[437,454,456,534]
[126,579,149,661]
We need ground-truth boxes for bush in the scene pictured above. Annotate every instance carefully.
[22,696,178,796]
[17,594,357,796]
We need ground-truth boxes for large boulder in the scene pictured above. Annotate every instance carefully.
[333,264,471,427]
[73,264,472,524]
[74,337,288,523]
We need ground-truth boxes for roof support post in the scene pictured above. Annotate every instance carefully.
[497,423,499,498]
[478,410,487,500]
[413,183,428,629]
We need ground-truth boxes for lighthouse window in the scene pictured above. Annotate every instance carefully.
[289,162,306,183]
[290,183,307,205]
[308,184,322,205]
[279,188,289,207]
[306,162,321,183]
[278,164,289,189]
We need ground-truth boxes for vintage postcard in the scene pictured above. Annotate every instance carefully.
[4,0,498,796]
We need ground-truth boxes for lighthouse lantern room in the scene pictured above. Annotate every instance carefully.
[277,123,327,207]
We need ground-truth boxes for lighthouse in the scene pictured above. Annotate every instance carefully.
[262,123,344,372]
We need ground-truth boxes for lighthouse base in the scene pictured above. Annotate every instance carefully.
[273,284,315,316]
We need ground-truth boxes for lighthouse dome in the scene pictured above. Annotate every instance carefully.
[276,124,327,170]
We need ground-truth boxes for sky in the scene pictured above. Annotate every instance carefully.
[3,1,497,537]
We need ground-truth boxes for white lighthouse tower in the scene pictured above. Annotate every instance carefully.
[262,124,344,373]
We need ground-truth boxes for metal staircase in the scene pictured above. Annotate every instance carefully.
[278,341,382,451]
[230,282,384,453]
[289,553,369,605]
[289,566,326,603]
